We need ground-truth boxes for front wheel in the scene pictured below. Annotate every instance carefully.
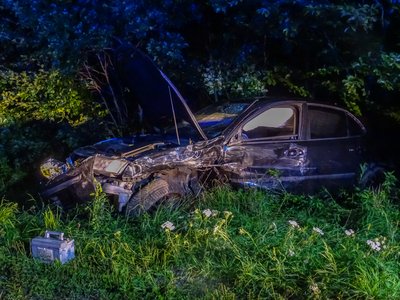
[125,179,187,217]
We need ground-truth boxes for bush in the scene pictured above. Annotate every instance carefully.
[0,69,102,126]
[0,69,108,198]
[0,121,107,199]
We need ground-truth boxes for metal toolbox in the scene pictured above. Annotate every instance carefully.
[31,231,75,264]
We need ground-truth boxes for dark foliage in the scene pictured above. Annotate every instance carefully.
[1,0,400,196]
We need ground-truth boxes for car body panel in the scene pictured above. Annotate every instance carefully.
[222,140,309,189]
[115,45,207,141]
[41,99,367,212]
[219,100,366,192]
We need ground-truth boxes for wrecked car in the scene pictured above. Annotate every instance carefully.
[40,48,367,215]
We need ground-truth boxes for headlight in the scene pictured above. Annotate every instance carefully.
[40,158,69,180]
[122,164,142,181]
[93,156,129,176]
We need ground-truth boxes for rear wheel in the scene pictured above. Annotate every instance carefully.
[359,163,386,189]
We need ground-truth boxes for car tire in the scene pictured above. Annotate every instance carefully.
[359,163,386,189]
[125,179,170,216]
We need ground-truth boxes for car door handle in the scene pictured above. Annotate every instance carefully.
[286,148,304,157]
[349,147,363,153]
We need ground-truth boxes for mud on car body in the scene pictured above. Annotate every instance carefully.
[40,48,367,215]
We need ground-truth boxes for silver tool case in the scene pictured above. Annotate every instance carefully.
[31,231,75,264]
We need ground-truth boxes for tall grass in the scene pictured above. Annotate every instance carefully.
[0,175,399,299]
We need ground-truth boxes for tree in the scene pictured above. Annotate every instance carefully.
[2,0,400,196]
[2,0,399,115]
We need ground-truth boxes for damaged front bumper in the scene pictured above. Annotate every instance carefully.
[40,137,225,211]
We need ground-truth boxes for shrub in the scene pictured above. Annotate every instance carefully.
[0,69,102,126]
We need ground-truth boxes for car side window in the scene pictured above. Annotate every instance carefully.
[308,106,347,139]
[242,106,297,139]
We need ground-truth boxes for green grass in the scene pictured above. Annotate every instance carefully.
[1,175,400,299]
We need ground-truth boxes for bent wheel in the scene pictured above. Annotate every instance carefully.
[125,179,170,217]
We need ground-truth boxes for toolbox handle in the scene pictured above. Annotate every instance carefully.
[45,230,64,240]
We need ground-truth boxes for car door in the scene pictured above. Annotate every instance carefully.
[303,104,366,190]
[222,102,312,190]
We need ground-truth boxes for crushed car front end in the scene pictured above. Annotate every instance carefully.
[41,136,225,213]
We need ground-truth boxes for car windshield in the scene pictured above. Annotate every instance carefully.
[165,102,250,140]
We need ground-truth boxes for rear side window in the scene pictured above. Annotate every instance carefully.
[309,106,347,139]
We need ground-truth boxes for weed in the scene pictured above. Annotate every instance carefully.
[43,207,61,230]
[0,175,399,299]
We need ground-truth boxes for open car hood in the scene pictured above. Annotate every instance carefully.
[115,45,207,141]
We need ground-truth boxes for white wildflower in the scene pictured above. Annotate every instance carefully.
[288,250,295,257]
[367,239,381,251]
[345,229,355,236]
[367,236,388,252]
[202,208,212,218]
[288,220,300,228]
[310,283,321,295]
[313,227,324,235]
[161,221,175,231]
[203,208,219,217]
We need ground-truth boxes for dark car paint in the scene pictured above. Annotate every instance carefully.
[41,98,367,213]
[218,100,366,192]
[116,45,207,140]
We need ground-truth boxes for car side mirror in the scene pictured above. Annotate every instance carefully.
[228,132,243,145]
